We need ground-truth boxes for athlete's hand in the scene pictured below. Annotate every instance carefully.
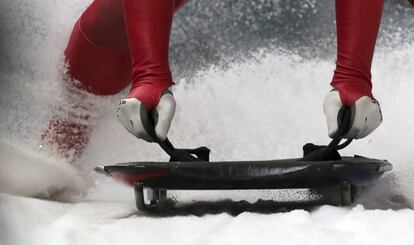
[323,90,383,139]
[116,90,175,142]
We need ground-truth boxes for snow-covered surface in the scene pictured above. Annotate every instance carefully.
[1,193,414,245]
[0,142,86,198]
[1,1,414,245]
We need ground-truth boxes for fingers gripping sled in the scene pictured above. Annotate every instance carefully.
[96,108,392,212]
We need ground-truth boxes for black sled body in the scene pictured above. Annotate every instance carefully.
[102,156,390,190]
[96,108,392,212]
[97,155,391,212]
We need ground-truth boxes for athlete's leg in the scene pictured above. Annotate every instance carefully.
[81,0,129,52]
[331,0,384,107]
[43,0,132,162]
[41,84,96,162]
[65,0,132,95]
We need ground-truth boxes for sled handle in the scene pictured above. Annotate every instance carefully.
[328,106,353,150]
[142,112,209,162]
[143,106,352,162]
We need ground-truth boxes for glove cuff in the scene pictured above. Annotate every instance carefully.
[330,82,374,108]
[127,80,173,111]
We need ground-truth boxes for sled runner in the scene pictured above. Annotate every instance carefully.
[95,108,392,212]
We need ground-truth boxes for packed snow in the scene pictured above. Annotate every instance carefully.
[1,1,414,245]
[2,193,414,245]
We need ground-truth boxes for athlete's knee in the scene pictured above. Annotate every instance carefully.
[81,0,128,51]
[64,4,132,95]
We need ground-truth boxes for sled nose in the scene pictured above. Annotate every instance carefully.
[94,166,111,177]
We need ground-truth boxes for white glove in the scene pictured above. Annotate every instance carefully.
[116,91,175,142]
[323,90,383,139]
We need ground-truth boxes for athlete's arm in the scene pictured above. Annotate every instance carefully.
[324,0,384,139]
[117,0,180,142]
